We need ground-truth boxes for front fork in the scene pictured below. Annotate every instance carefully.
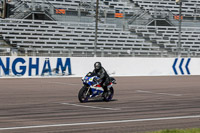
[85,86,91,96]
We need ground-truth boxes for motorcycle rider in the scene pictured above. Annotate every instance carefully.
[93,62,110,92]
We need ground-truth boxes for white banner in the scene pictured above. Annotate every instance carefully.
[0,56,198,77]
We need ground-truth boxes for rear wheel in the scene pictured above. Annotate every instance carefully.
[103,87,114,102]
[78,86,89,103]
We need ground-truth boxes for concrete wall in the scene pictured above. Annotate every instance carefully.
[0,56,197,78]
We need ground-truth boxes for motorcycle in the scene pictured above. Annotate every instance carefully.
[78,72,116,103]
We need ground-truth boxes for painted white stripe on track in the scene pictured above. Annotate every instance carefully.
[48,82,79,85]
[136,90,182,97]
[0,115,200,131]
[61,103,120,111]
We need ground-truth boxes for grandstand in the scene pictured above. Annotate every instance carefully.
[0,0,200,57]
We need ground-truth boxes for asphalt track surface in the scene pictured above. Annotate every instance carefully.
[0,76,200,133]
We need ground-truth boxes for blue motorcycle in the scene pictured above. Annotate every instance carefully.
[78,72,116,103]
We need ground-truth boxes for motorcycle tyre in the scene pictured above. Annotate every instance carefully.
[103,87,114,102]
[78,86,89,103]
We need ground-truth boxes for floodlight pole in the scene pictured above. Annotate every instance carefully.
[178,0,182,57]
[94,0,99,57]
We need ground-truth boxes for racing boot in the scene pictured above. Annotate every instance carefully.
[102,86,108,97]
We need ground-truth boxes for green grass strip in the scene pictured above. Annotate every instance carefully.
[147,128,200,133]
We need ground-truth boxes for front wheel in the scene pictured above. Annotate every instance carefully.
[103,87,114,102]
[78,86,89,103]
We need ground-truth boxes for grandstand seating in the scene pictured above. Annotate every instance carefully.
[131,0,200,17]
[0,19,166,57]
[1,0,200,57]
[20,0,134,15]
[130,25,200,56]
[10,0,200,19]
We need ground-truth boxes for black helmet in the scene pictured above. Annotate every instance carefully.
[94,62,102,70]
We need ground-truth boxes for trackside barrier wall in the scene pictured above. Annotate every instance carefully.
[0,56,199,78]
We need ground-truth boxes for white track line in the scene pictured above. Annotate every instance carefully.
[48,82,79,85]
[136,90,182,97]
[61,103,120,111]
[0,115,200,131]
